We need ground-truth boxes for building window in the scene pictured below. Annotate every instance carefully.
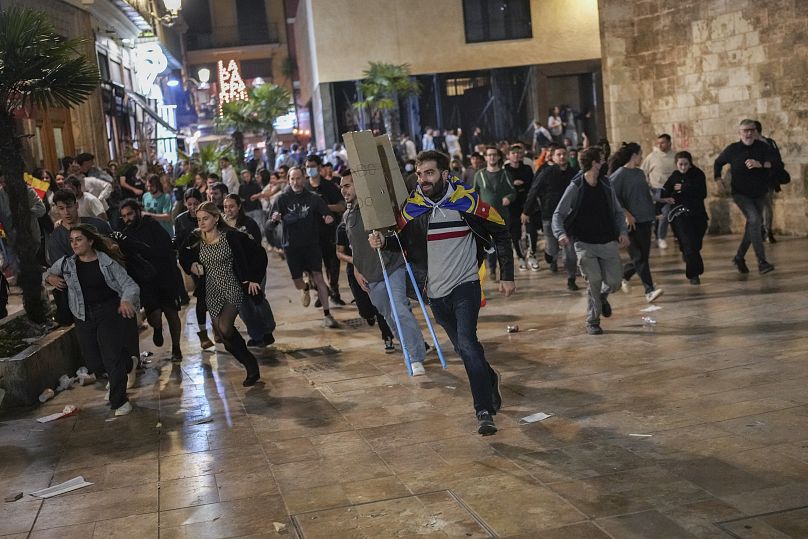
[236,0,269,37]
[462,0,532,43]
[240,58,273,80]
[97,52,110,81]
[445,76,489,96]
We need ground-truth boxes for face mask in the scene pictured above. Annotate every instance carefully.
[306,167,318,177]
[404,164,414,172]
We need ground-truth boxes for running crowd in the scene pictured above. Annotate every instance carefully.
[0,116,789,434]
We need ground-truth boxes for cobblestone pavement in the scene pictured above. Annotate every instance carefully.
[2,236,808,538]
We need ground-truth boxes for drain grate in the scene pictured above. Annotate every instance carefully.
[285,345,341,360]
[340,317,369,328]
[292,361,339,374]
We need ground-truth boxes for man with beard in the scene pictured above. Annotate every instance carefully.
[119,199,184,360]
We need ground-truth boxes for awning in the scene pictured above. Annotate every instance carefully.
[127,92,178,136]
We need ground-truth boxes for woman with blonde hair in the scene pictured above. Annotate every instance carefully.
[178,202,268,386]
[43,224,139,416]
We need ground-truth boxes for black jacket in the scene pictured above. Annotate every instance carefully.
[392,207,514,296]
[178,227,268,303]
[713,140,774,198]
[524,164,578,217]
[662,166,708,218]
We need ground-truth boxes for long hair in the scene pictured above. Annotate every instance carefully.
[70,224,125,265]
[223,193,247,225]
[607,142,641,175]
[196,201,235,233]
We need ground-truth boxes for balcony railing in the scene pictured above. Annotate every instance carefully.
[186,23,280,50]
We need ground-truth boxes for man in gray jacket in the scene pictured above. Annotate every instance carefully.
[339,172,427,375]
[553,147,630,335]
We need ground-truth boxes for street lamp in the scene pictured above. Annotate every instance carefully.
[157,0,182,26]
[163,0,182,14]
[198,68,211,84]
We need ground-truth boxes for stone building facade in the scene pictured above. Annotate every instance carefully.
[598,0,807,235]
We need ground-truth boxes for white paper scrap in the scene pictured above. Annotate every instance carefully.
[628,433,653,437]
[518,412,553,425]
[36,405,78,423]
[30,476,93,498]
[640,305,662,312]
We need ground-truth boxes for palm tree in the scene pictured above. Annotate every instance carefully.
[217,83,291,167]
[0,7,100,323]
[353,62,420,139]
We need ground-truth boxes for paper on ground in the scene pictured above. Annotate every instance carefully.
[519,412,553,424]
[640,305,662,312]
[30,476,93,498]
[37,405,78,423]
[628,433,653,437]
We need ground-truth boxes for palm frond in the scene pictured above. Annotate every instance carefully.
[0,7,100,114]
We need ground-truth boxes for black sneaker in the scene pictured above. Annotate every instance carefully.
[768,232,777,244]
[587,324,603,335]
[567,278,579,291]
[263,333,276,346]
[247,339,262,347]
[314,298,322,308]
[384,337,395,353]
[491,368,502,413]
[732,256,750,274]
[550,261,558,273]
[476,411,497,436]
[331,295,346,306]
[544,251,554,264]
[152,326,164,347]
[600,294,612,318]
[689,277,701,285]
[759,261,775,274]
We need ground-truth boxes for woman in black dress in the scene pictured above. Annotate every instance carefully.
[662,151,708,284]
[178,202,267,386]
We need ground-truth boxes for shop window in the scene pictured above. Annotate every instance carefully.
[53,127,65,160]
[33,126,44,166]
[462,0,532,43]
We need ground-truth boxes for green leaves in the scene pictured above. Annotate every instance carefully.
[354,62,420,112]
[0,6,100,115]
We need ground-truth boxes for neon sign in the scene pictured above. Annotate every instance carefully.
[217,59,248,112]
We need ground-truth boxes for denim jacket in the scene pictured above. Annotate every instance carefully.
[43,251,140,321]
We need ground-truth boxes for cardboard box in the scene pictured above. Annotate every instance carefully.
[343,131,410,232]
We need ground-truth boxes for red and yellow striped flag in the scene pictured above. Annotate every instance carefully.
[24,172,49,200]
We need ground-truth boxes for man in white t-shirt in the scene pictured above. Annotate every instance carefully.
[219,156,239,194]
[67,176,107,220]
[641,133,676,248]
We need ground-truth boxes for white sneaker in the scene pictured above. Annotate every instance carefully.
[323,314,338,328]
[301,287,311,307]
[527,256,540,271]
[657,239,668,249]
[645,288,664,303]
[104,382,110,402]
[114,401,133,416]
[410,362,425,376]
[621,279,631,294]
[518,259,527,271]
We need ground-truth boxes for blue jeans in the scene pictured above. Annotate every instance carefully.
[238,277,276,341]
[367,266,425,363]
[733,193,767,263]
[429,280,495,414]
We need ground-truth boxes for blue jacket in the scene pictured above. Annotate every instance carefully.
[43,251,140,321]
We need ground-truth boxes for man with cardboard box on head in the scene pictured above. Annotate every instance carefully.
[369,150,515,436]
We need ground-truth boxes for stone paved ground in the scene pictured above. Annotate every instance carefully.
[2,236,808,538]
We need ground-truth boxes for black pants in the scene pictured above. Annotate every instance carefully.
[74,299,135,409]
[347,266,393,340]
[623,221,655,293]
[508,204,539,260]
[320,237,341,297]
[671,214,707,279]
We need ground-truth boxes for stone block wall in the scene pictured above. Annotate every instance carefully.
[598,0,807,235]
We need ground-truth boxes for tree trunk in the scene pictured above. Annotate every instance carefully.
[0,112,47,323]
[264,130,275,171]
[382,110,394,139]
[232,130,245,167]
